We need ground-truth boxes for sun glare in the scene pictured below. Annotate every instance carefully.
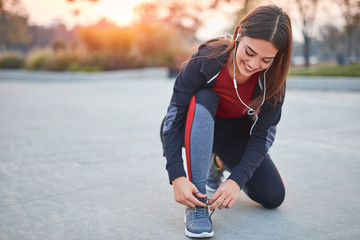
[92,0,144,25]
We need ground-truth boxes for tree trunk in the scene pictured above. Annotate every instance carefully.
[244,0,249,14]
[347,26,354,62]
[303,33,310,68]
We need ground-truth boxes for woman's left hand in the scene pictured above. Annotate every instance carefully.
[208,179,241,211]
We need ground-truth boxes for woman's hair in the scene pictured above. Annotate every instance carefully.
[200,4,293,110]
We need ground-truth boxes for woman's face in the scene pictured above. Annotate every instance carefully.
[235,36,278,79]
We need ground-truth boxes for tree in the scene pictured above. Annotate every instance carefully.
[133,0,246,43]
[65,0,100,17]
[77,19,135,56]
[0,0,30,49]
[66,0,99,2]
[135,23,187,66]
[337,0,360,62]
[295,0,318,68]
[0,0,27,16]
[319,24,347,62]
[232,0,259,25]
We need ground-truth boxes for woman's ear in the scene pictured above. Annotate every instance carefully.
[234,25,243,41]
[238,25,243,34]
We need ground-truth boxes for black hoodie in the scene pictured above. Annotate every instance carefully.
[162,41,284,189]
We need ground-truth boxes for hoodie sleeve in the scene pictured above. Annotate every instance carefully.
[162,55,206,184]
[227,94,285,189]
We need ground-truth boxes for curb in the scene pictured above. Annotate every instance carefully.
[1,69,360,91]
[0,68,169,82]
[287,76,360,91]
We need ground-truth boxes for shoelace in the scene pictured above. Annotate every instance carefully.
[193,205,210,219]
[193,192,216,220]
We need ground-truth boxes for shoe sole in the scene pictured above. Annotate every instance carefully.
[184,216,214,238]
[185,228,214,238]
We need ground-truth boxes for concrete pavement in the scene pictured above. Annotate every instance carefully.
[0,70,359,239]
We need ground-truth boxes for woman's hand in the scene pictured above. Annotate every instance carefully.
[172,177,208,208]
[209,179,240,211]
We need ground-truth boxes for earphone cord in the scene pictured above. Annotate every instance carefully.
[233,41,253,115]
[248,66,269,135]
[232,40,269,135]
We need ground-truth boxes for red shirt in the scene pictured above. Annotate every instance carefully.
[212,63,259,118]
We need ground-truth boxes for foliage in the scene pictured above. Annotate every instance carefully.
[318,24,347,60]
[336,0,360,60]
[0,0,30,48]
[295,0,319,68]
[78,50,143,71]
[24,46,145,72]
[41,50,81,71]
[25,47,103,72]
[78,24,135,56]
[135,24,190,66]
[1,0,356,73]
[67,62,101,72]
[133,0,242,42]
[52,39,68,52]
[0,12,30,48]
[289,62,360,77]
[0,0,27,16]
[25,48,52,70]
[75,21,190,69]
[0,51,24,68]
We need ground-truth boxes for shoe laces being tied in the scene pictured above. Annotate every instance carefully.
[193,192,216,220]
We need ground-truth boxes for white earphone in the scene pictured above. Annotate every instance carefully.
[232,33,272,134]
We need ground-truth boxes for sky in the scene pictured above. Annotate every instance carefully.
[20,0,238,40]
[22,0,144,27]
[20,0,344,43]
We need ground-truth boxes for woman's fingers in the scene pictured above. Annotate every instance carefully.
[179,195,207,208]
[209,195,224,211]
[226,198,236,209]
[191,194,208,207]
[209,189,222,211]
[184,200,195,208]
[209,179,240,211]
[193,191,207,199]
[208,189,220,205]
[210,195,232,210]
[172,177,240,209]
[172,177,208,208]
[191,184,208,207]
[219,198,231,210]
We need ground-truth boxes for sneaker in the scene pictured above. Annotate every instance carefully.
[184,199,214,238]
[206,154,224,193]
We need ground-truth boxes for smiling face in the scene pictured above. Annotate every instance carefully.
[233,36,278,83]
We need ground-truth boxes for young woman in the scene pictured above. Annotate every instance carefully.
[161,5,293,238]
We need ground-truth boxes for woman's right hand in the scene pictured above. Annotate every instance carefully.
[172,176,208,208]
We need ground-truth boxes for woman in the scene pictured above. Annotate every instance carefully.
[161,4,292,238]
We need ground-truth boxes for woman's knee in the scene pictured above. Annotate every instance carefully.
[261,186,286,209]
[245,177,286,209]
[194,88,219,116]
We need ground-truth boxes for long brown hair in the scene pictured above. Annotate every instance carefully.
[198,5,292,111]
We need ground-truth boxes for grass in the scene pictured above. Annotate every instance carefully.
[289,62,360,77]
[0,51,24,69]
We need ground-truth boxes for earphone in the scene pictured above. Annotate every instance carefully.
[232,33,272,134]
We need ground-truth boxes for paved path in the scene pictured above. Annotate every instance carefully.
[0,71,359,239]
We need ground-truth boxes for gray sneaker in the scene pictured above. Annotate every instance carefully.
[206,154,224,193]
[184,199,214,238]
